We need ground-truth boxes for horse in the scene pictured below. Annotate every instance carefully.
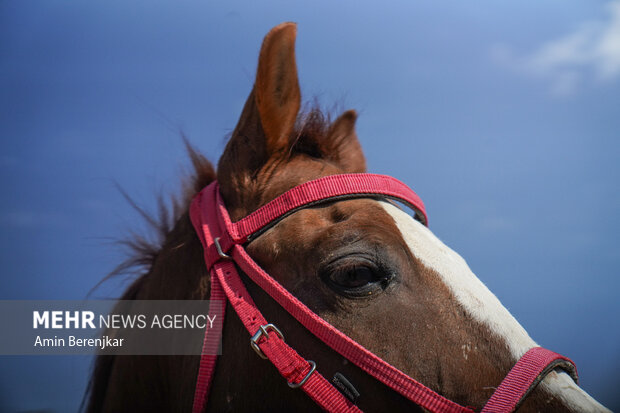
[85,22,610,412]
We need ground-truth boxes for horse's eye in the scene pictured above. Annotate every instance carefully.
[331,266,375,289]
[321,257,395,298]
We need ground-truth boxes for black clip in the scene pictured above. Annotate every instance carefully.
[332,372,360,404]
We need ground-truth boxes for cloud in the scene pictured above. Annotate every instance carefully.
[492,1,620,96]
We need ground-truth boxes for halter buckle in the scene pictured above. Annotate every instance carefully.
[250,323,284,359]
[287,360,316,389]
[214,237,231,260]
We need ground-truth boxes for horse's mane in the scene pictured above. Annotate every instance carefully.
[100,142,216,286]
[102,105,332,287]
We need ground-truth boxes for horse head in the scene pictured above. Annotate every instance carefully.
[87,22,609,413]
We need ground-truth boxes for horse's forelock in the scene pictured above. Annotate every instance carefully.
[289,105,332,158]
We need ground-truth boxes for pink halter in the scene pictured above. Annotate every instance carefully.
[189,173,578,412]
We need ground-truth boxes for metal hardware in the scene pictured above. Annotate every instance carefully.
[250,323,285,359]
[288,360,317,389]
[214,237,231,260]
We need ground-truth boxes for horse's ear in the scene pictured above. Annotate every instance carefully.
[218,22,301,205]
[325,110,366,173]
[254,22,301,152]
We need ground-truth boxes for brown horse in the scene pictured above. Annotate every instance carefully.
[86,23,610,412]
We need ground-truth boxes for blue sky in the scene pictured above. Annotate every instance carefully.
[1,1,619,411]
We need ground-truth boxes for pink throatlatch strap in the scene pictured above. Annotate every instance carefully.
[189,173,579,413]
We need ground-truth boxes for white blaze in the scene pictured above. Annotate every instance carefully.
[380,202,610,412]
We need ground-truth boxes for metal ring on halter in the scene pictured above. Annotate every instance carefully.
[250,323,285,359]
[287,360,317,389]
[214,237,231,260]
